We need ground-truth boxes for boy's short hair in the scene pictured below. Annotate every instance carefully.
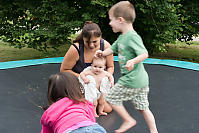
[109,1,136,23]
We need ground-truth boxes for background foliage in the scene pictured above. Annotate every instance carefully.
[0,0,198,53]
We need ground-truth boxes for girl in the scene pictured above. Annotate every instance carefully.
[41,72,107,133]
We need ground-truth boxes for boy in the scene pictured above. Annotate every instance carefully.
[79,56,114,117]
[95,1,158,133]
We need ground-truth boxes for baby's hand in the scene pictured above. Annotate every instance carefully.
[126,59,135,71]
[83,78,90,84]
[105,72,114,87]
[95,50,103,58]
[110,80,114,87]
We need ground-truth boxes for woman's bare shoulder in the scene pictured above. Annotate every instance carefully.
[64,43,80,57]
[73,42,80,48]
[103,39,111,49]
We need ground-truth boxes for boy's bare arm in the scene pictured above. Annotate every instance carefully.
[95,48,114,58]
[126,53,149,71]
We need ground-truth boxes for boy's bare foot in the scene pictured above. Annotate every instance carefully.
[115,119,136,133]
[98,111,107,116]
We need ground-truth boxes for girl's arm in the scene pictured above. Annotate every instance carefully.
[41,125,53,133]
[126,53,149,71]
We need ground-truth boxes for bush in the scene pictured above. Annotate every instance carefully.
[0,0,198,53]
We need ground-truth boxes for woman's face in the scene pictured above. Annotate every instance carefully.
[83,36,101,49]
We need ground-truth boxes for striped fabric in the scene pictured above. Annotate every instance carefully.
[105,83,149,110]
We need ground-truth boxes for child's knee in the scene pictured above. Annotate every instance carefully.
[138,109,150,114]
[98,98,105,104]
[93,100,98,106]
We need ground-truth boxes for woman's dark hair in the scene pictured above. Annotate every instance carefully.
[73,21,102,44]
[43,72,85,110]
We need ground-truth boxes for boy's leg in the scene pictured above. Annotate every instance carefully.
[111,104,136,133]
[132,86,158,133]
[139,109,158,133]
[104,83,137,132]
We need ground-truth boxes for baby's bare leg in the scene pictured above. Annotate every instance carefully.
[98,104,107,116]
[98,94,108,116]
[103,100,112,113]
[93,100,99,117]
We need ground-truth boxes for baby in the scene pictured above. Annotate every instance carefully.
[79,56,114,117]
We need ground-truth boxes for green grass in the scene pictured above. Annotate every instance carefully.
[0,41,69,62]
[151,41,199,63]
[0,40,199,63]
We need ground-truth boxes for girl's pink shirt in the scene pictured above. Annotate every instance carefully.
[41,97,95,133]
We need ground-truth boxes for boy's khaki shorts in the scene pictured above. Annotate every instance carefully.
[105,83,149,110]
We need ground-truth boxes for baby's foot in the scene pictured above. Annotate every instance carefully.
[95,112,99,117]
[98,111,107,116]
[115,119,136,133]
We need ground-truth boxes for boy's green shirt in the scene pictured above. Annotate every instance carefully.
[111,30,149,88]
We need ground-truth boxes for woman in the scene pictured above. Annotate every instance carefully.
[60,21,114,114]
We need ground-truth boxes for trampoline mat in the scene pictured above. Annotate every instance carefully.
[0,62,199,133]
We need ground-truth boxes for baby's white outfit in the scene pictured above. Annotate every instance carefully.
[78,67,111,103]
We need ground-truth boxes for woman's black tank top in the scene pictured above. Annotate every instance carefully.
[72,39,104,74]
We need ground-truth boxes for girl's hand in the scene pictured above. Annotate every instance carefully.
[95,50,103,58]
[126,59,135,71]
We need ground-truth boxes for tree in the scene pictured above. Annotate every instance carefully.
[0,0,198,53]
[0,0,84,51]
[177,0,199,41]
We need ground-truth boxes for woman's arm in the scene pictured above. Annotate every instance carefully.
[60,44,80,77]
[80,70,92,84]
[104,40,114,75]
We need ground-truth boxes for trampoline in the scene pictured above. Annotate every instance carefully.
[0,57,199,133]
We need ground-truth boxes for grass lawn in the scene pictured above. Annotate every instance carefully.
[0,40,199,63]
[150,41,199,63]
[0,41,69,62]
